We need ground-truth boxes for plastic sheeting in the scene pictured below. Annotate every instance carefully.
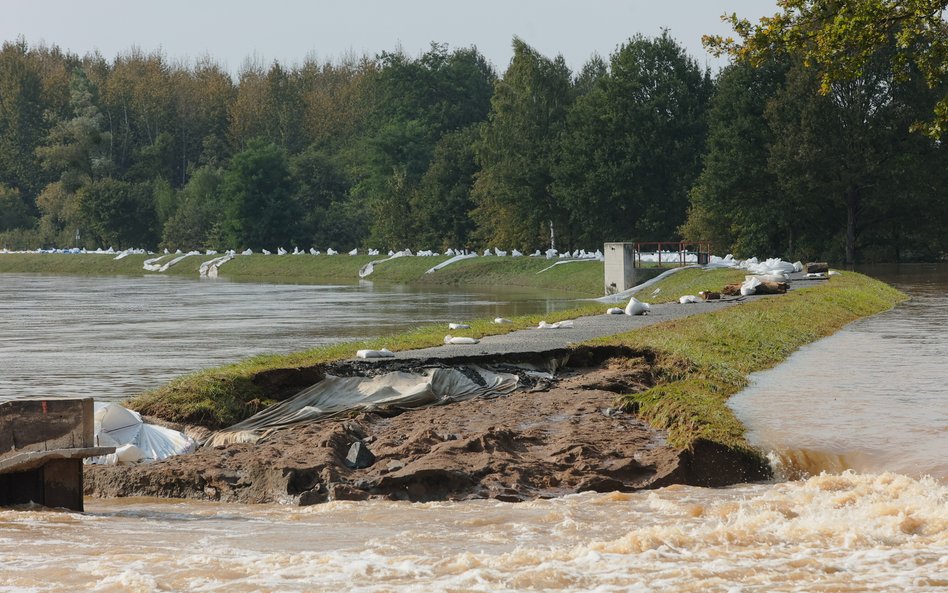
[206,366,520,446]
[89,402,197,465]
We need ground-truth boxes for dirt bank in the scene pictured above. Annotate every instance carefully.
[85,351,770,504]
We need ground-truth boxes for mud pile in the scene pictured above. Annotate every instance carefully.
[85,350,769,504]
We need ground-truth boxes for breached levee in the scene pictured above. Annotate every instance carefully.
[85,270,905,505]
[84,348,770,504]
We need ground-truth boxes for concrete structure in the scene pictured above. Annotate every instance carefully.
[603,242,637,294]
[0,398,112,511]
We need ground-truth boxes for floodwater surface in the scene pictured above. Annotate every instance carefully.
[0,266,946,592]
[729,264,948,481]
[0,273,575,401]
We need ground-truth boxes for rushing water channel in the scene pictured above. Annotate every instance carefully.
[0,266,946,592]
[729,264,948,481]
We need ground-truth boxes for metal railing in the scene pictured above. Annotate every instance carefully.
[632,241,712,268]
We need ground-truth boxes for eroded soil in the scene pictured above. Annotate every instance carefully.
[85,354,769,504]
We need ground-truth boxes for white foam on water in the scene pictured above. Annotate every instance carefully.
[1,472,945,592]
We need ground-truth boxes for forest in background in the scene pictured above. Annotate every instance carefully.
[0,25,945,262]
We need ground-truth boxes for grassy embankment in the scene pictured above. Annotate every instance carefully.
[0,252,605,295]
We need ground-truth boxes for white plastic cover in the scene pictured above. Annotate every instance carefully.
[606,307,624,315]
[206,367,520,446]
[89,402,196,465]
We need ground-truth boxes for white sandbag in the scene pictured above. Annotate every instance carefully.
[679,295,700,304]
[740,276,762,296]
[624,297,650,316]
[444,335,479,344]
[606,307,625,315]
[806,272,827,279]
[793,261,804,272]
[538,320,573,329]
[493,317,512,324]
[356,348,395,359]
[828,270,841,276]
[448,323,470,330]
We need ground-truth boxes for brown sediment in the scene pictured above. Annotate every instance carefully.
[84,351,771,505]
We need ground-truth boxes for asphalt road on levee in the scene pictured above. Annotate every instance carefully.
[384,275,823,360]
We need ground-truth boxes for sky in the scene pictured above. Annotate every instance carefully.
[2,0,778,74]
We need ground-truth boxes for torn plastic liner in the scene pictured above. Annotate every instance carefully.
[206,366,520,447]
[88,402,197,465]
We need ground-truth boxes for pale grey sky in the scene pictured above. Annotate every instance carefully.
[3,0,777,73]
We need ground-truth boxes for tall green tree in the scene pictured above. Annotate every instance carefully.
[705,0,948,137]
[555,32,712,245]
[357,44,496,248]
[767,55,942,263]
[291,145,364,249]
[472,38,573,250]
[34,69,112,245]
[161,166,226,250]
[681,59,791,257]
[410,125,480,249]
[76,178,158,248]
[0,40,49,203]
[219,140,299,249]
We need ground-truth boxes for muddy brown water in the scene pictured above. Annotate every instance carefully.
[729,264,948,481]
[1,266,946,591]
[0,273,576,402]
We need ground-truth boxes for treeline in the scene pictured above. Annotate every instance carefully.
[0,33,945,262]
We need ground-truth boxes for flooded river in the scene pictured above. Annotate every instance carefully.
[0,274,575,402]
[1,266,946,591]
